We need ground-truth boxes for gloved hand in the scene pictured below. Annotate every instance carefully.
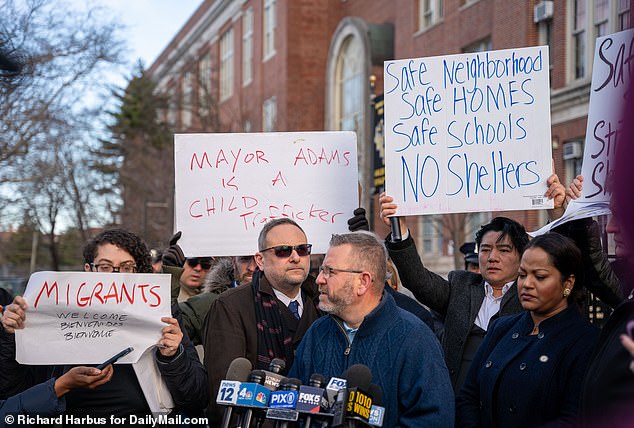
[162,231,185,267]
[348,208,370,232]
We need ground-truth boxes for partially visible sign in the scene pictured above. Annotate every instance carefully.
[533,28,633,235]
[15,271,171,365]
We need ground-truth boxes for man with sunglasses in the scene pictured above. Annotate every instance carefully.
[289,231,454,427]
[202,218,321,425]
[177,256,214,303]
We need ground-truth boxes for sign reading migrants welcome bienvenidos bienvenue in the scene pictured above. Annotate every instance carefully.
[174,132,359,257]
[15,271,171,365]
[533,28,634,236]
[384,46,553,216]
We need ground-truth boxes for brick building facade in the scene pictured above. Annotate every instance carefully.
[147,0,630,271]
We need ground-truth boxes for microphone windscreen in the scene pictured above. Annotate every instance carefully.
[226,357,252,381]
[309,373,326,388]
[368,383,383,405]
[269,358,286,374]
[343,364,372,390]
[248,370,267,384]
[280,377,302,390]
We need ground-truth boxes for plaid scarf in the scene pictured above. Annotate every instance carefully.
[252,270,296,370]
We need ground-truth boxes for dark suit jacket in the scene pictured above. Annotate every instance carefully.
[456,307,599,428]
[201,270,320,424]
[386,235,523,387]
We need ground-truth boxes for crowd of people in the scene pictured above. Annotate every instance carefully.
[1,166,633,427]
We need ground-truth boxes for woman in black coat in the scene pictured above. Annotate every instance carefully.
[456,233,599,428]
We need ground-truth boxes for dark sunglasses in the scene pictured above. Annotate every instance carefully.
[186,257,213,270]
[260,244,312,258]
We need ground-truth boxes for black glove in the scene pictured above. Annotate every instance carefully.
[162,231,186,267]
[348,208,370,232]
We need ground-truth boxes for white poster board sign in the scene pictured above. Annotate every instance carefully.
[534,29,634,235]
[15,271,171,365]
[384,46,553,216]
[174,132,359,256]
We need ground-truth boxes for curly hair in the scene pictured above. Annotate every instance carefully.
[83,228,152,273]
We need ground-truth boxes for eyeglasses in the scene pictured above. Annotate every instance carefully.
[318,265,363,278]
[91,262,137,273]
[186,257,213,270]
[260,244,312,258]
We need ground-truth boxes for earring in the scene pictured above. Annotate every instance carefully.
[563,288,571,297]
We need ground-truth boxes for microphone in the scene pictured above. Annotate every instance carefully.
[237,370,271,428]
[263,357,287,391]
[297,373,328,428]
[367,384,385,427]
[217,357,252,428]
[389,217,402,241]
[333,364,374,427]
[266,377,301,427]
[325,375,347,409]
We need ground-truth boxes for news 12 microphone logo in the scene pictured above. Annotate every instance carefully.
[216,380,241,405]
[269,390,298,409]
[346,390,372,420]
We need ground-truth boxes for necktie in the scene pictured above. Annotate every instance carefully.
[288,300,300,320]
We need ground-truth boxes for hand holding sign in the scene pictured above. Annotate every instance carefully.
[158,317,183,358]
[1,295,27,334]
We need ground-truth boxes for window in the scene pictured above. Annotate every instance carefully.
[181,71,193,128]
[263,0,276,60]
[563,139,584,185]
[419,0,443,30]
[220,28,234,101]
[263,97,276,132]
[199,54,212,116]
[167,87,177,127]
[243,7,253,85]
[335,36,363,134]
[570,0,631,81]
[594,0,609,37]
[618,0,630,31]
[573,0,587,79]
[463,38,492,53]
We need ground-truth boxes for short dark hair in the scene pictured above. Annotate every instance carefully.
[524,233,583,302]
[475,217,529,255]
[257,218,306,251]
[83,229,152,273]
[329,231,387,289]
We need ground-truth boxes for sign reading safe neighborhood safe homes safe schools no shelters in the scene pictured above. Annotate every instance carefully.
[384,46,553,216]
[174,132,359,257]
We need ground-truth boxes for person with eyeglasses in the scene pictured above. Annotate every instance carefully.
[1,228,208,422]
[202,218,322,425]
[288,231,454,428]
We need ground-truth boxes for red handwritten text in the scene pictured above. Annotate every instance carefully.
[190,148,269,173]
[293,148,351,167]
[33,281,162,309]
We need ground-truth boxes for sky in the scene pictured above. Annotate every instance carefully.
[98,0,203,75]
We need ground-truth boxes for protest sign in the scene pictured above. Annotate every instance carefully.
[533,28,633,235]
[15,271,171,365]
[174,132,359,256]
[384,46,553,216]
